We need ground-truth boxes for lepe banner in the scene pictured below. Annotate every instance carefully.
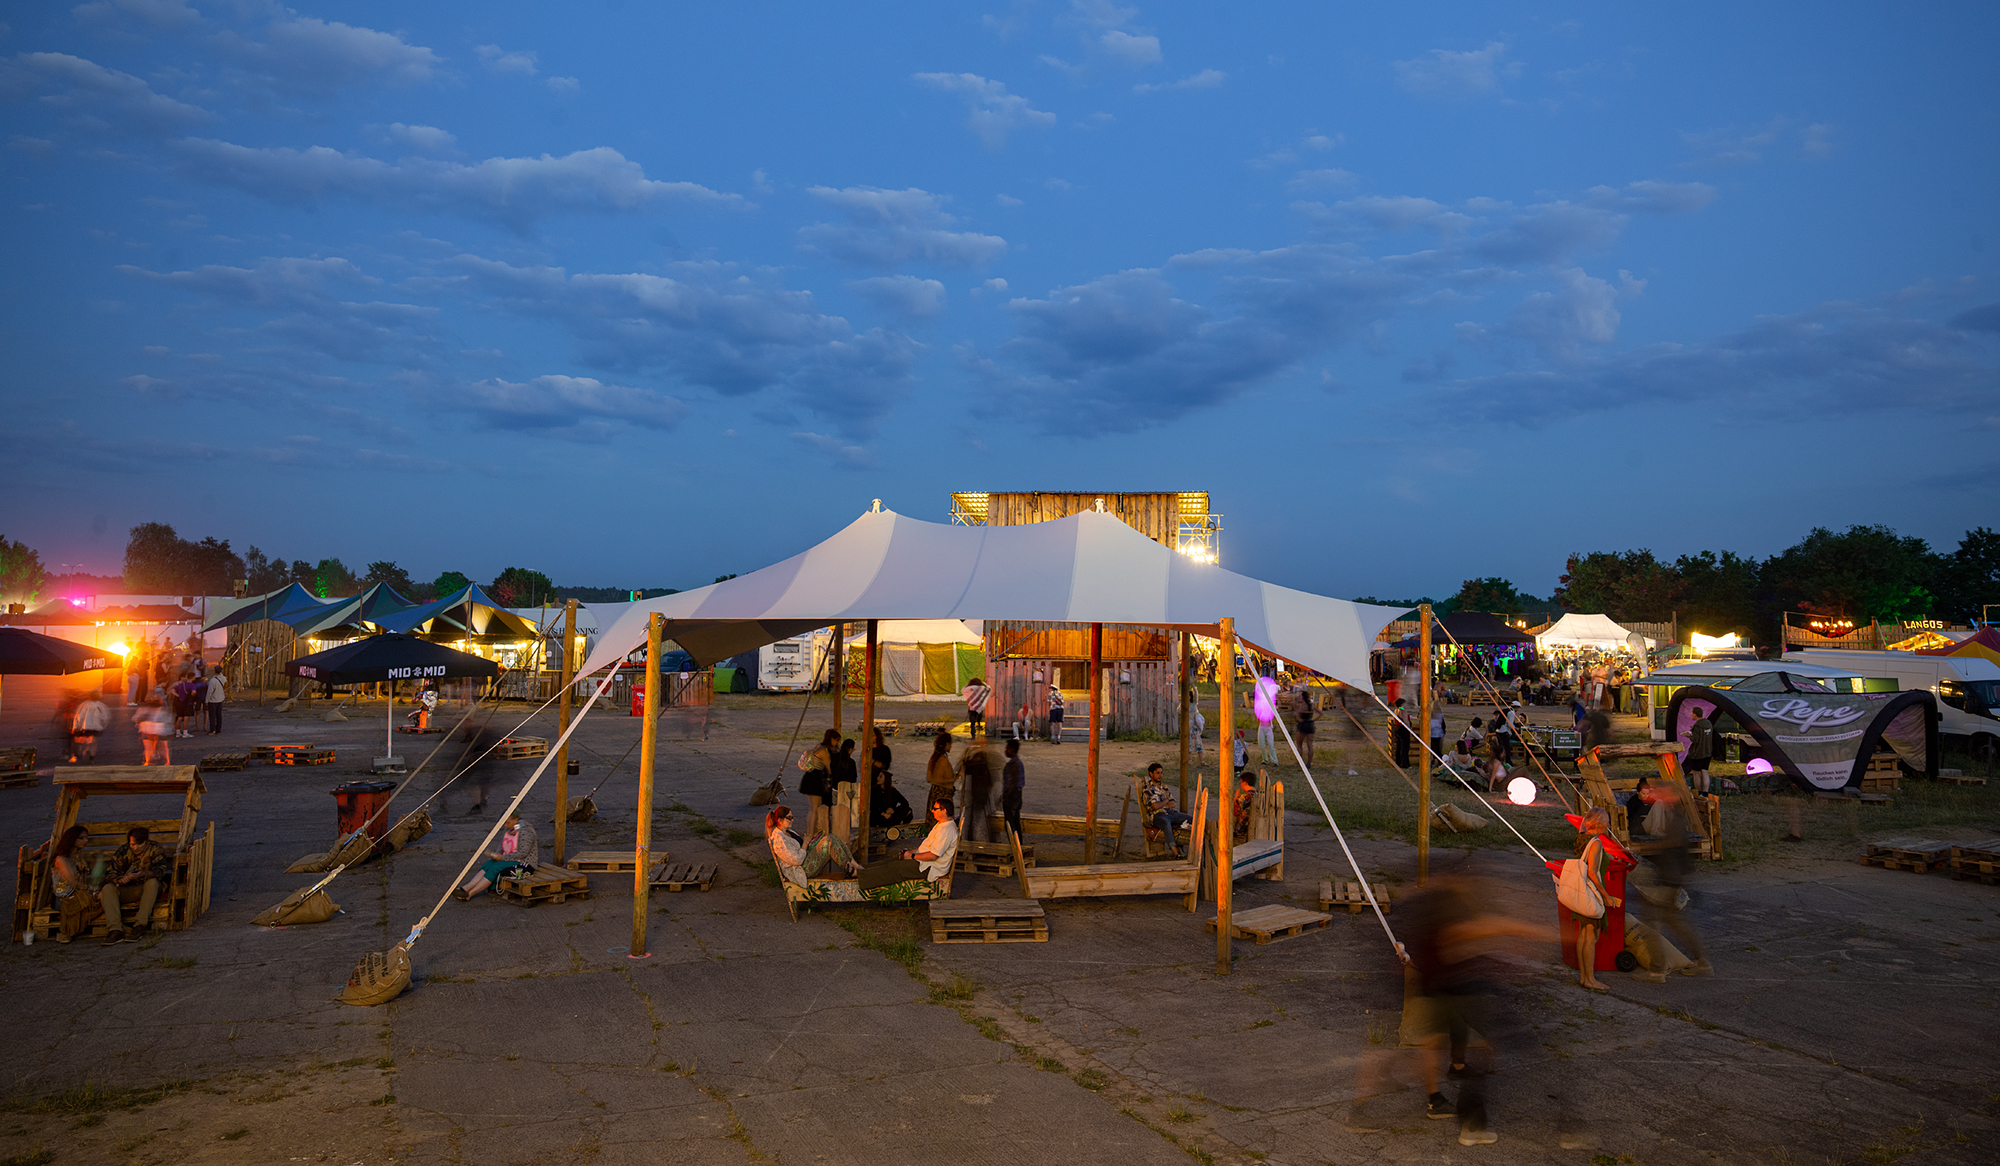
[1666,684,1938,792]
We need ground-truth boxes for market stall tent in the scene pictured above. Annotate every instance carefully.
[845,619,983,695]
[1537,613,1654,650]
[1921,628,2000,668]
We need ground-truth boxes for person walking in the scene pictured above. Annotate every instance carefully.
[1683,707,1714,795]
[1295,696,1316,770]
[1000,737,1026,841]
[962,676,989,738]
[1637,783,1712,976]
[1429,707,1446,762]
[1046,684,1065,744]
[204,666,226,736]
[925,730,958,812]
[133,697,172,765]
[1390,699,1413,769]
[71,690,109,763]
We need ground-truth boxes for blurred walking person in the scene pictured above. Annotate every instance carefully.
[71,690,109,763]
[133,697,172,765]
[1638,783,1712,975]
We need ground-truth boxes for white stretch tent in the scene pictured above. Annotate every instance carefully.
[842,619,982,646]
[579,506,1410,689]
[1537,613,1653,650]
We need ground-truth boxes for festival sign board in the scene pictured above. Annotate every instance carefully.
[1666,681,1937,792]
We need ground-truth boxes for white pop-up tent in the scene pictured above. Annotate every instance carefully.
[579,505,1410,689]
[1536,613,1653,650]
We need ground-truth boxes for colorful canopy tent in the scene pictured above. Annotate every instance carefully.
[579,506,1410,689]
[201,582,416,637]
[374,584,540,643]
[1536,613,1652,650]
[1921,628,2000,667]
[843,619,984,696]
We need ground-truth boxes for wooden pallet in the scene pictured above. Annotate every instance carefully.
[954,839,1034,877]
[1,771,43,790]
[872,719,900,736]
[1206,904,1332,945]
[493,736,548,760]
[1818,790,1892,806]
[1318,878,1392,914]
[1948,840,2000,884]
[395,725,444,735]
[929,898,1048,943]
[568,850,640,873]
[197,752,250,773]
[251,743,312,761]
[651,861,716,891]
[495,864,591,905]
[1860,837,1952,873]
[272,747,335,766]
[907,720,954,738]
[1939,773,1988,787]
[0,747,36,778]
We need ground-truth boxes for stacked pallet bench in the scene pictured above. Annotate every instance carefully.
[1319,878,1393,914]
[651,861,717,891]
[1011,789,1210,911]
[273,746,335,766]
[1860,838,1952,873]
[1939,772,1988,787]
[568,851,639,873]
[197,752,250,773]
[0,748,37,790]
[1949,839,2000,885]
[14,767,215,940]
[493,736,548,760]
[955,839,1034,877]
[495,864,590,905]
[250,743,311,762]
[929,898,1048,943]
[1206,904,1331,945]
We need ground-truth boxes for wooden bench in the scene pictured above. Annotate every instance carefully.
[1012,789,1208,910]
[1320,878,1393,914]
[872,719,900,736]
[782,865,952,922]
[495,864,590,905]
[1939,772,1988,787]
[929,899,1047,943]
[1206,904,1330,945]
[1580,745,1720,860]
[568,850,640,873]
[15,767,215,940]
[651,861,717,892]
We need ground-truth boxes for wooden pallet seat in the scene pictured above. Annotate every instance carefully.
[1206,904,1330,945]
[929,899,1047,943]
[14,767,215,940]
[495,864,590,905]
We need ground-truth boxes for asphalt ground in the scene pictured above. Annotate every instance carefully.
[1,676,1996,1166]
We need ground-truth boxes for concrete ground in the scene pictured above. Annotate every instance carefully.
[2,676,1997,1166]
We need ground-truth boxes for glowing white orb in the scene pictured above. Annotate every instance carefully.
[1507,776,1537,806]
[1744,758,1773,776]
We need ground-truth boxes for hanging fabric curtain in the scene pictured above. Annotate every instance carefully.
[880,646,924,695]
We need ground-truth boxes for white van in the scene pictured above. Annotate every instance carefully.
[1783,649,2000,745]
[758,630,830,692]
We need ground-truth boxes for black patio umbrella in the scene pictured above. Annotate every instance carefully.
[0,627,117,712]
[285,634,499,767]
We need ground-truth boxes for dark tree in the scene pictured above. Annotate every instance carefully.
[432,570,471,599]
[1552,550,1682,622]
[364,560,415,595]
[122,523,244,595]
[0,535,47,604]
[1760,525,1938,624]
[1451,577,1523,614]
[311,558,358,598]
[1675,550,1761,639]
[489,567,555,607]
[1934,527,2000,623]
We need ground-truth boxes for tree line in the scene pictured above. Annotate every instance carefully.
[1361,524,1998,644]
[0,524,680,608]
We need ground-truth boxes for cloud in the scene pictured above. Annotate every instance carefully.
[170,140,739,230]
[797,186,1005,270]
[475,43,538,76]
[1801,122,1834,159]
[791,431,880,470]
[213,15,441,97]
[449,254,920,436]
[119,255,440,364]
[995,193,1023,206]
[0,51,211,136]
[1321,195,1472,234]
[455,374,687,431]
[849,275,946,318]
[1950,303,2000,332]
[1100,30,1160,65]
[547,75,579,94]
[913,72,1056,149]
[1133,68,1224,95]
[1433,301,2000,426]
[384,122,455,153]
[1394,42,1518,97]
[1070,1,1138,29]
[1305,186,1710,265]
[1285,168,1357,194]
[1503,266,1621,359]
[1679,117,1786,168]
[1583,179,1715,214]
[10,134,55,159]
[72,0,200,30]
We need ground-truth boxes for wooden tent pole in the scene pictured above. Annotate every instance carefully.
[1216,617,1235,975]
[1178,630,1191,812]
[1086,622,1103,858]
[1417,603,1433,886]
[631,613,661,958]
[832,623,845,736]
[554,598,576,866]
[859,620,877,857]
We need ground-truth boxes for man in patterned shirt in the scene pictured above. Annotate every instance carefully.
[99,826,170,943]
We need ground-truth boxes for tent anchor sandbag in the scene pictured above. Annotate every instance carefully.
[253,885,341,927]
[337,943,411,1006]
[385,807,432,851]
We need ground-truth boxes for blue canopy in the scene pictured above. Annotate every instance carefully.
[374,583,539,641]
[202,582,416,636]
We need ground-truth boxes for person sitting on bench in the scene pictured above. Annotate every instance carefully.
[870,766,913,828]
[859,797,957,891]
[766,803,862,887]
[454,813,538,899]
[1232,771,1257,842]
[1142,763,1192,857]
[100,826,170,943]
[29,826,100,942]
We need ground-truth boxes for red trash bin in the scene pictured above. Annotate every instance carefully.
[333,780,397,843]
[631,682,644,717]
[1548,831,1639,974]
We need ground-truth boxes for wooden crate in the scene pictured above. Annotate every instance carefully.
[929,898,1048,943]
[1949,839,2000,885]
[0,772,41,791]
[17,768,214,939]
[568,850,641,873]
[272,747,335,766]
[250,743,312,761]
[872,719,900,737]
[1207,904,1331,945]
[651,861,717,891]
[493,736,548,760]
[197,752,250,773]
[495,864,590,905]
[954,839,1034,877]
[395,725,444,735]
[0,747,35,777]
[1318,878,1392,914]
[907,720,955,738]
[1860,837,1951,873]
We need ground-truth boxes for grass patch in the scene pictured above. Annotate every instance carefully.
[929,973,977,1004]
[1,1150,55,1166]
[221,1128,250,1141]
[72,1113,104,1129]
[1074,1068,1109,1091]
[755,860,782,888]
[725,827,760,847]
[3,1079,193,1116]
[836,912,926,974]
[1035,1056,1065,1073]
[1166,1101,1197,1124]
[155,955,197,970]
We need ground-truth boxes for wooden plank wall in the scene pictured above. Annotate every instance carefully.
[985,492,1183,545]
[989,621,1170,661]
[986,656,1179,737]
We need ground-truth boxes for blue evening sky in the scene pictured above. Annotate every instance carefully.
[3,1,1995,599]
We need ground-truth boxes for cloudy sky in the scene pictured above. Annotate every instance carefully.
[3,1,1994,598]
